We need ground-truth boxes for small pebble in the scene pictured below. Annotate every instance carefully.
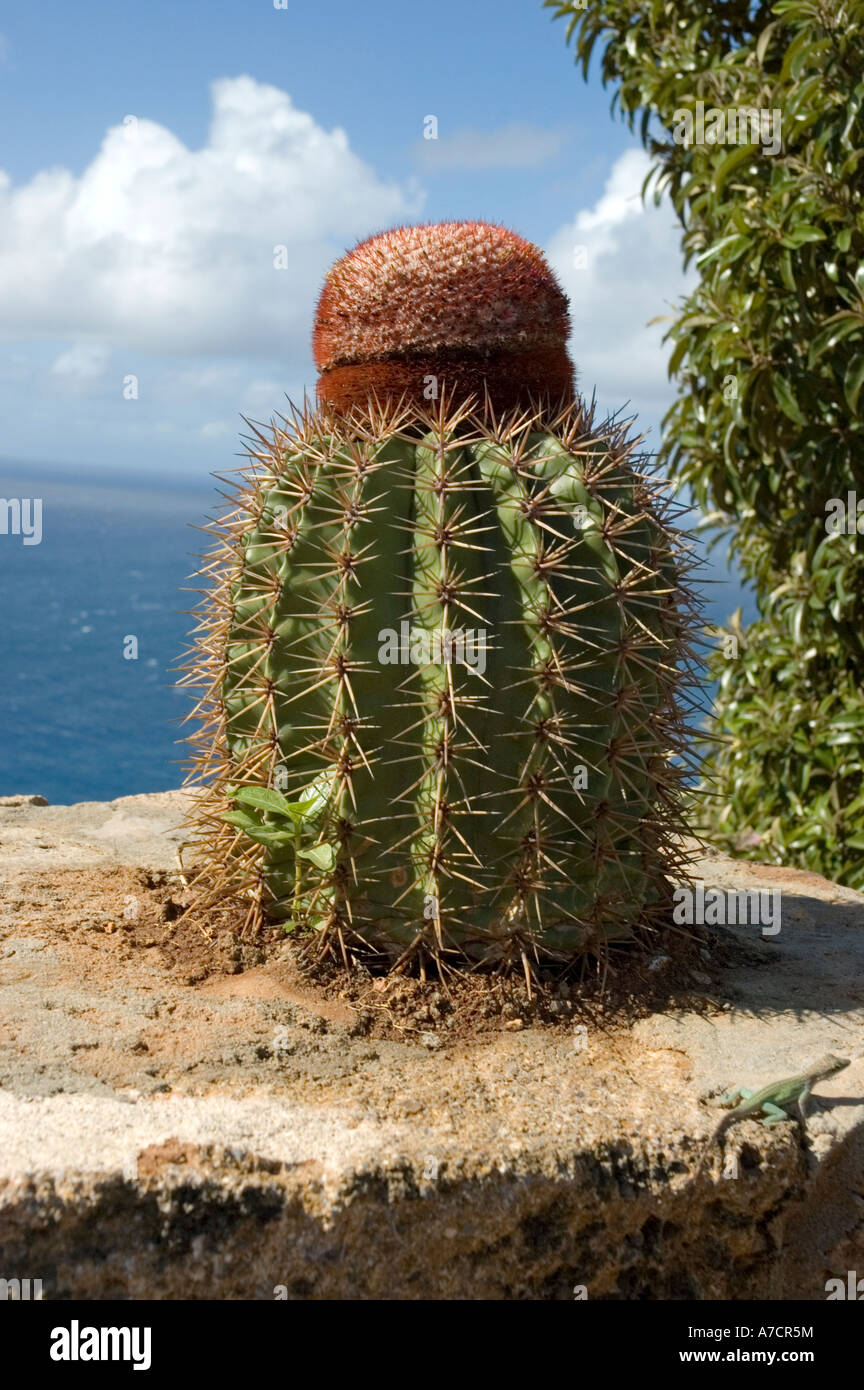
[647,954,671,973]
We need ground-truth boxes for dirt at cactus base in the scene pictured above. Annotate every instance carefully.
[0,861,742,1108]
[131,868,728,1039]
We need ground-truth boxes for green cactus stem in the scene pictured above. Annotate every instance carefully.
[180,221,700,975]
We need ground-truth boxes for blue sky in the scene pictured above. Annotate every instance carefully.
[0,0,694,477]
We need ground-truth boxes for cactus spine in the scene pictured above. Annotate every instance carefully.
[181,222,699,973]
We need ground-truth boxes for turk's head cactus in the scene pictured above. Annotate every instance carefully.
[181,221,700,974]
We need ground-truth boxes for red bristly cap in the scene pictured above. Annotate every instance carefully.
[313,221,575,416]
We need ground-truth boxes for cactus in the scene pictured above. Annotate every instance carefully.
[181,221,699,973]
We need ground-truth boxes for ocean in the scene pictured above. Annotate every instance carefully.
[0,460,756,806]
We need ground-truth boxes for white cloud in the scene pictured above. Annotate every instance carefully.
[0,113,691,473]
[546,149,696,426]
[51,340,110,380]
[0,75,423,358]
[415,122,566,170]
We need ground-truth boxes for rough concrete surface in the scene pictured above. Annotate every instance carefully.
[0,790,862,1299]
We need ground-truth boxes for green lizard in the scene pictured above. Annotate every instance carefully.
[701,1053,850,1169]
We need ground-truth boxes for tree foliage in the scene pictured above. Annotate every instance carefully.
[547,0,864,882]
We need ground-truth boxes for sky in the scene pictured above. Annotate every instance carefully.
[0,0,696,479]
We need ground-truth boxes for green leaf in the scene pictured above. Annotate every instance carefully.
[779,225,825,248]
[697,234,750,270]
[844,354,864,412]
[779,250,797,293]
[713,144,756,198]
[229,785,299,819]
[756,19,781,66]
[280,798,319,826]
[297,843,336,871]
[296,775,331,823]
[772,373,806,425]
[808,316,863,368]
[222,809,264,833]
[223,812,295,849]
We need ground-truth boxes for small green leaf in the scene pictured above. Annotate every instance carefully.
[297,843,336,871]
[280,797,319,826]
[697,234,750,270]
[229,785,299,819]
[296,775,331,823]
[756,19,780,66]
[224,814,296,849]
[772,373,806,425]
[779,225,825,248]
[844,354,864,412]
[808,315,863,368]
[713,144,754,198]
[222,809,264,833]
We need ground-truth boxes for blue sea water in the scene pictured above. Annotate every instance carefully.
[0,463,214,805]
[0,459,757,806]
